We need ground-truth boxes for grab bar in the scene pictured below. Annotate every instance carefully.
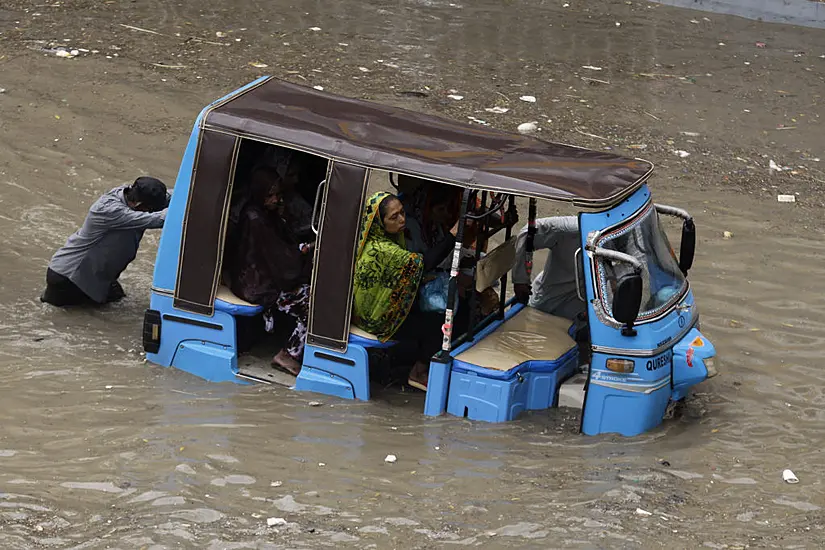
[574,247,585,302]
[311,179,326,235]
[655,204,692,221]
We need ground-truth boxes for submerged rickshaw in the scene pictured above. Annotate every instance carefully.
[142,77,718,437]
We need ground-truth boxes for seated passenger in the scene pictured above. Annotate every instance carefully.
[512,216,585,321]
[255,147,315,241]
[226,167,313,376]
[352,192,458,390]
[41,177,170,307]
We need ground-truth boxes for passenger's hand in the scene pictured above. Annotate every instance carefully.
[449,219,460,237]
[514,283,532,304]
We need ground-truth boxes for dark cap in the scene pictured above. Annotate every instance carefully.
[130,176,168,212]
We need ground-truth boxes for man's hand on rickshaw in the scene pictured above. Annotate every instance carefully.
[514,283,532,304]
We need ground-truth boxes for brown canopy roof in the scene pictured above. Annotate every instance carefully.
[204,77,653,206]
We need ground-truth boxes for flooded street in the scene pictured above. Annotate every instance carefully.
[1,0,824,547]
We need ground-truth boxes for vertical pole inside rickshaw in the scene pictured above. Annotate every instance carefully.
[424,187,473,417]
[466,191,488,340]
[497,195,516,318]
[439,188,473,355]
[525,198,537,287]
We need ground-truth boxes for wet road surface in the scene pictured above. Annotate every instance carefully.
[0,0,824,547]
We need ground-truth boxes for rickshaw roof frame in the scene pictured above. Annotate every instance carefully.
[201,77,655,209]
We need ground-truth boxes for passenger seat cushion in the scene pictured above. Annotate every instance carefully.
[214,285,265,316]
[454,307,576,372]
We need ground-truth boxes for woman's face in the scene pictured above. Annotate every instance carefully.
[381,198,406,235]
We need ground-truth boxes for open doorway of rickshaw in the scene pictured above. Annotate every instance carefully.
[219,138,329,385]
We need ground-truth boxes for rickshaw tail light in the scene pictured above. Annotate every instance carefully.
[691,337,705,347]
[606,358,635,373]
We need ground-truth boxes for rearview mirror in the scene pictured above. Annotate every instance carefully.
[613,273,642,336]
[679,218,695,275]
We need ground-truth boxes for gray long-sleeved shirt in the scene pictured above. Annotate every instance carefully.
[48,186,168,303]
[511,216,585,320]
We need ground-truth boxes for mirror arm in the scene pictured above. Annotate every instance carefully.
[655,203,692,222]
[585,245,643,273]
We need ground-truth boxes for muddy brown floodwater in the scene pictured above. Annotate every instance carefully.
[0,0,824,548]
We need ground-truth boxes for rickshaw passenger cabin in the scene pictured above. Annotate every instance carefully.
[143,77,717,437]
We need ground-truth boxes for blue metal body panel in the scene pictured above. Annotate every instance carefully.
[578,185,716,436]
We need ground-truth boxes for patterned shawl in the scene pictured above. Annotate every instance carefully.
[352,192,424,342]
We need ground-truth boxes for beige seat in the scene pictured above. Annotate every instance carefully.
[454,307,576,372]
[216,285,260,307]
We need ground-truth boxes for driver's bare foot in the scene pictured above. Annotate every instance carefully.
[271,350,301,376]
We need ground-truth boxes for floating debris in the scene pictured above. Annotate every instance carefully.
[270,481,283,487]
[152,63,187,69]
[777,194,796,203]
[384,454,397,464]
[680,131,700,137]
[723,231,733,240]
[358,67,370,73]
[485,106,509,114]
[627,144,648,150]
[447,94,464,101]
[636,508,653,516]
[517,122,539,134]
[267,517,288,527]
[309,27,322,32]
[248,61,268,68]
[467,116,489,126]
[519,95,537,103]
[673,150,691,158]
[582,65,603,71]
[216,31,227,38]
[308,400,323,406]
[783,469,799,483]
[312,86,324,91]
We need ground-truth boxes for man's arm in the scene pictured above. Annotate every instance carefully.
[90,199,167,231]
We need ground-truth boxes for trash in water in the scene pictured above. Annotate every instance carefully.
[308,400,323,406]
[769,160,792,173]
[54,49,76,58]
[0,88,6,94]
[582,65,603,71]
[783,469,799,484]
[267,517,288,527]
[615,22,621,27]
[358,67,370,72]
[309,27,322,32]
[249,61,268,68]
[105,385,113,389]
[673,150,691,158]
[680,131,700,137]
[636,508,653,516]
[467,116,489,126]
[216,31,227,38]
[756,42,766,48]
[385,454,397,464]
[517,122,539,134]
[485,107,509,114]
[723,231,733,240]
[447,94,464,101]
[627,144,648,150]
[777,194,796,203]
[271,481,283,487]
[312,86,324,91]
[519,95,537,103]
[318,462,326,467]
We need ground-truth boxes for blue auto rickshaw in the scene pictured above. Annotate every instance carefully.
[143,77,717,437]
